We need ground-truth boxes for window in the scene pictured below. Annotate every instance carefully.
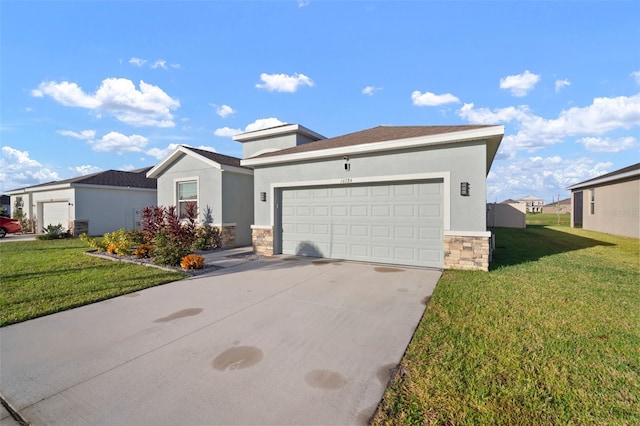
[177,181,198,218]
[589,188,595,215]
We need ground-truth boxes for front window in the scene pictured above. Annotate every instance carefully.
[589,189,595,215]
[177,181,198,218]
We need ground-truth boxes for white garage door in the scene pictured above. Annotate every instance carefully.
[281,181,443,268]
[42,202,69,229]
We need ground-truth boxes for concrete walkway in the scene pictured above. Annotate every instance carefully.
[1,256,441,425]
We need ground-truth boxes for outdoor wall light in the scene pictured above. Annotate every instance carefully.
[343,155,350,171]
[260,192,267,202]
[460,182,470,196]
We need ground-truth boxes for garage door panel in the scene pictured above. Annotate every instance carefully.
[42,202,69,229]
[282,181,443,268]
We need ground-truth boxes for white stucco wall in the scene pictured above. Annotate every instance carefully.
[74,186,157,235]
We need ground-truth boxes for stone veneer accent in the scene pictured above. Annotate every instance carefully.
[444,234,491,271]
[218,224,236,249]
[252,227,274,256]
[69,220,89,237]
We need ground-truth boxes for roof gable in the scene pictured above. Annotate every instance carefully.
[147,145,251,178]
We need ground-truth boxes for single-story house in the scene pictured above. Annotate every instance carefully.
[236,124,504,271]
[567,162,640,239]
[542,197,571,214]
[146,145,254,248]
[7,168,157,236]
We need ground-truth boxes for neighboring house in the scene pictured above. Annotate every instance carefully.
[6,168,157,236]
[543,197,571,214]
[237,124,504,271]
[519,195,545,213]
[0,195,10,216]
[487,201,526,228]
[147,145,254,248]
[567,163,640,239]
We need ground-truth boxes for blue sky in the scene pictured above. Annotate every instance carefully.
[2,1,639,204]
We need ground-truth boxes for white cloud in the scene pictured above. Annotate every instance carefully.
[245,117,286,132]
[57,129,96,140]
[555,79,571,93]
[129,57,147,67]
[362,86,382,96]
[298,1,310,7]
[631,70,640,85]
[458,93,640,153]
[170,63,182,69]
[146,143,182,160]
[214,127,242,137]
[256,73,314,93]
[89,131,148,154]
[0,146,61,192]
[119,164,136,171]
[215,104,236,118]
[214,117,286,138]
[486,155,613,203]
[33,78,180,127]
[146,143,217,160]
[576,136,638,153]
[151,59,167,69]
[411,91,460,106]
[499,70,541,97]
[70,165,102,176]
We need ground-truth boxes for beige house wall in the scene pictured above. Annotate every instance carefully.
[578,179,639,239]
[487,202,526,228]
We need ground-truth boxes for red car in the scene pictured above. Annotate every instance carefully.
[0,216,22,238]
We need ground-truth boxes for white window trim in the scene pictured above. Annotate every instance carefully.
[174,177,200,219]
[268,172,451,230]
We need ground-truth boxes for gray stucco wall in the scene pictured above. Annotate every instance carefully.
[252,141,488,233]
[75,187,157,235]
[222,171,254,246]
[574,178,640,238]
[155,153,223,224]
[241,133,321,158]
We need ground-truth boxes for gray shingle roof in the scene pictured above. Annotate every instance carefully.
[182,146,249,169]
[10,167,157,192]
[253,125,496,158]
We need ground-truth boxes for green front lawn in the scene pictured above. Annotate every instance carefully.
[527,212,571,227]
[373,226,640,425]
[0,239,186,326]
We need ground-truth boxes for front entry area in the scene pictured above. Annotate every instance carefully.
[280,180,444,268]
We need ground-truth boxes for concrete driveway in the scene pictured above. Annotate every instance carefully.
[0,256,440,425]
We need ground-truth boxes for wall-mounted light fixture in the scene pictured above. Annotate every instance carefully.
[343,155,350,172]
[260,192,267,202]
[460,182,470,196]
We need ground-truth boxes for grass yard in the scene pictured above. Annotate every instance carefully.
[0,239,186,326]
[373,226,640,425]
[526,212,570,227]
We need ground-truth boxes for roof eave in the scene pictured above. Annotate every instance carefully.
[233,124,326,143]
[241,125,505,174]
[567,168,640,190]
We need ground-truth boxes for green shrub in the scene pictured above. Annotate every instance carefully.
[192,225,221,250]
[152,229,191,266]
[102,229,134,256]
[80,233,108,251]
[37,224,71,240]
